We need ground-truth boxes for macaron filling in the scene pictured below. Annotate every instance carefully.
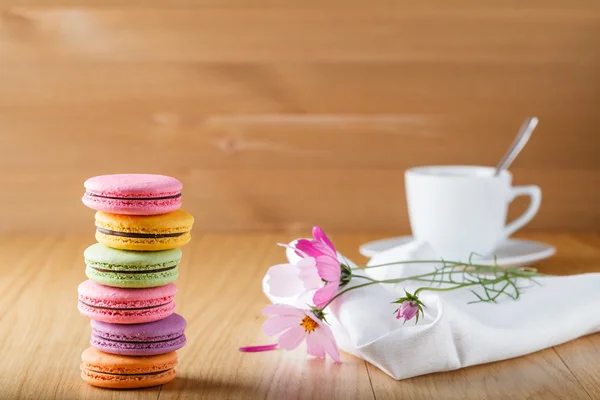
[90,333,186,353]
[93,333,184,343]
[88,265,177,274]
[96,228,187,239]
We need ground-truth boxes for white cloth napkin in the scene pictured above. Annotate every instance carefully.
[263,240,600,380]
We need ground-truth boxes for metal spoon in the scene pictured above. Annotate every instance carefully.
[494,116,538,176]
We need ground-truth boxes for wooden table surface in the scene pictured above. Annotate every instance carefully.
[1,232,599,400]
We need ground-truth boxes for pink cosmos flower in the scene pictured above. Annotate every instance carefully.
[262,304,341,362]
[295,226,342,307]
[396,300,419,321]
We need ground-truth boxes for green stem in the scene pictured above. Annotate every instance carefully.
[323,281,377,307]
[352,260,456,270]
[353,260,546,278]
[352,275,378,282]
[354,275,456,285]
[362,271,443,286]
[413,276,507,296]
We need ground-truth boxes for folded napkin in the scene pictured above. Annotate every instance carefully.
[263,240,600,380]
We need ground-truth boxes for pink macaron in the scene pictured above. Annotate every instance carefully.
[82,174,182,215]
[78,280,176,324]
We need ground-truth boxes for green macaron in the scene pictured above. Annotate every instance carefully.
[84,243,181,288]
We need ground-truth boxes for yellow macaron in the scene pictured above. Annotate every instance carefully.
[95,210,194,251]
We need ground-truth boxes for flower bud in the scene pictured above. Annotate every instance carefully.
[396,300,419,321]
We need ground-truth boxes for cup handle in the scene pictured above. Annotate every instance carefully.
[504,185,542,238]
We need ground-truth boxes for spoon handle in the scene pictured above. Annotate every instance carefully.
[494,117,538,176]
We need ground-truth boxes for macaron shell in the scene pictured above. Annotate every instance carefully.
[91,313,187,341]
[84,243,182,267]
[81,347,177,389]
[91,333,186,356]
[78,301,175,324]
[82,195,181,216]
[81,368,176,389]
[78,280,177,305]
[82,346,178,371]
[85,266,179,288]
[96,230,191,251]
[84,174,182,197]
[95,210,194,235]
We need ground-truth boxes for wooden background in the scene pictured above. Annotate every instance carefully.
[1,1,599,233]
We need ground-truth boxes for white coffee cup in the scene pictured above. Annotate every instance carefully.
[405,165,541,261]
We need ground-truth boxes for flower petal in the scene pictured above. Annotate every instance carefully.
[265,263,305,297]
[313,283,338,308]
[312,226,336,253]
[296,257,322,290]
[399,301,419,320]
[262,304,306,317]
[239,344,278,352]
[311,240,337,259]
[278,243,310,260]
[277,327,307,350]
[315,323,341,363]
[295,239,323,259]
[263,315,299,336]
[315,255,341,282]
[306,332,326,359]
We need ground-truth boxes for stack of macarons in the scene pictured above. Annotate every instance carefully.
[78,174,194,389]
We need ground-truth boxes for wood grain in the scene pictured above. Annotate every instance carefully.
[553,335,600,399]
[1,3,599,233]
[366,351,593,400]
[548,233,600,399]
[0,233,599,399]
[2,7,599,63]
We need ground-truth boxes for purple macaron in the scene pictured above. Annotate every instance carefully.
[90,313,187,356]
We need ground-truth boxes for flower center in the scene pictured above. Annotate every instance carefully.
[300,316,319,333]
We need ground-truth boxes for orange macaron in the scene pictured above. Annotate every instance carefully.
[81,347,177,389]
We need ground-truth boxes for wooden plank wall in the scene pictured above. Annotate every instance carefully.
[0,1,599,233]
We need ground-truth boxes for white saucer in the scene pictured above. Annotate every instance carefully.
[359,236,556,268]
